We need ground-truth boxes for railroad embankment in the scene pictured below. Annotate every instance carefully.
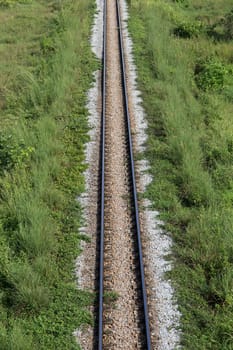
[128,0,233,349]
[0,0,96,348]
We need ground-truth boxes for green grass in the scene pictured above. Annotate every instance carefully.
[128,0,233,349]
[0,0,97,348]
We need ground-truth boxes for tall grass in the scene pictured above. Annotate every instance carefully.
[0,0,96,348]
[128,0,233,348]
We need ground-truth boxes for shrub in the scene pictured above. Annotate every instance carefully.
[195,59,228,91]
[172,0,190,7]
[207,9,233,42]
[224,9,233,40]
[0,0,13,6]
[0,133,34,173]
[0,0,31,7]
[173,20,203,38]
[0,134,16,172]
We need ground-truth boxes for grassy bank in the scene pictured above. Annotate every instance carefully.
[128,0,233,349]
[0,0,97,348]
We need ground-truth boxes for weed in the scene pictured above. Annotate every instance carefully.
[104,291,119,305]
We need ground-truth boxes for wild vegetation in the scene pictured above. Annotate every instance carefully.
[0,0,96,348]
[128,0,233,348]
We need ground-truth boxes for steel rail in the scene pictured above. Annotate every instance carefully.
[98,0,106,348]
[98,0,152,349]
[116,0,152,348]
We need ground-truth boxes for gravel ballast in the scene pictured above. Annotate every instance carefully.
[75,0,181,349]
[102,0,144,348]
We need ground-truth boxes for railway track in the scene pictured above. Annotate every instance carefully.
[98,0,151,349]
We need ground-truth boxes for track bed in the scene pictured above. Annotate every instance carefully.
[98,1,151,349]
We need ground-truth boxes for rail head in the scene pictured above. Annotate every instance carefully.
[98,0,107,349]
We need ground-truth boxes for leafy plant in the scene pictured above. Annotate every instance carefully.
[224,9,233,40]
[173,0,190,5]
[0,0,31,7]
[0,133,34,173]
[173,20,203,38]
[195,58,228,91]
